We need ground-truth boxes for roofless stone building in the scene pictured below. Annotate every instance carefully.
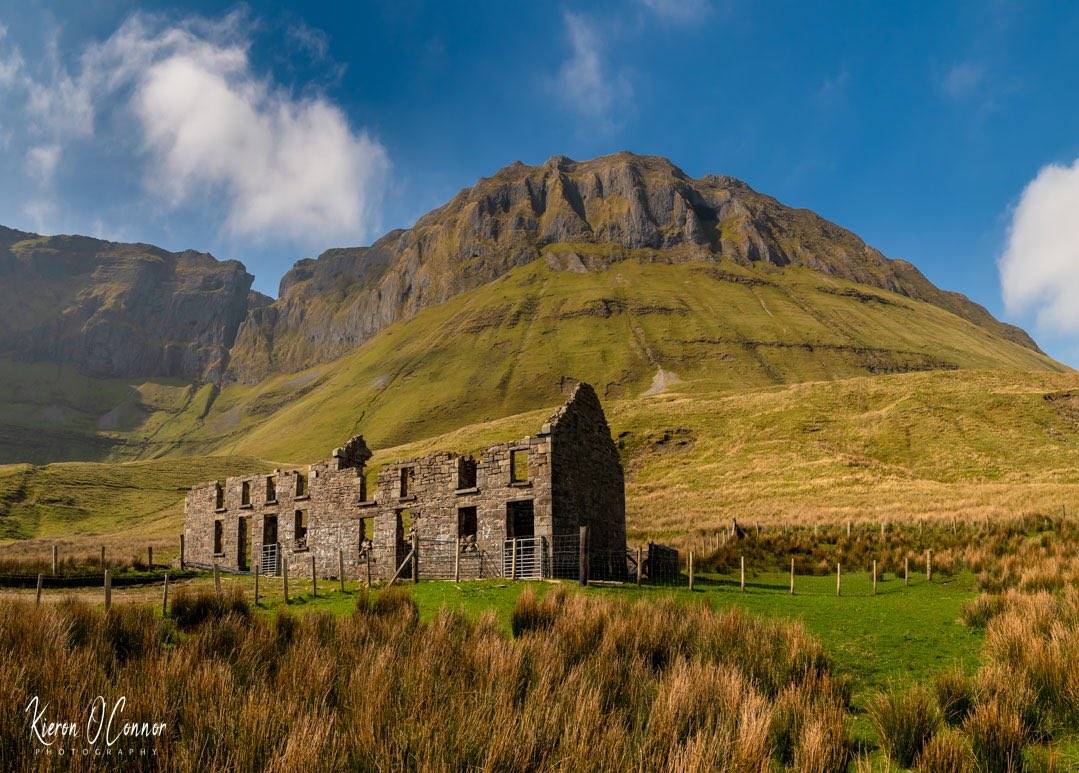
[182,383,626,581]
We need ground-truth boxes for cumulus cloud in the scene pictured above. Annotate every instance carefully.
[1000,158,1079,332]
[94,13,389,244]
[554,12,631,125]
[0,12,389,245]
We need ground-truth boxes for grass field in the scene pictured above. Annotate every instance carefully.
[12,569,1066,770]
[21,570,976,703]
[4,368,1079,555]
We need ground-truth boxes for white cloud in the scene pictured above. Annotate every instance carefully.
[25,143,60,179]
[0,12,389,245]
[1000,158,1079,332]
[554,12,631,125]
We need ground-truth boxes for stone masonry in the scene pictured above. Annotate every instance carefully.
[182,382,626,581]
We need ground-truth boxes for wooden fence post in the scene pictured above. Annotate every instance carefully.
[836,562,841,596]
[578,526,588,587]
[100,545,106,568]
[366,553,372,587]
[926,549,932,582]
[162,573,169,616]
[904,556,909,586]
[283,558,289,603]
[880,522,885,538]
[104,569,112,610]
[790,558,795,595]
[179,534,185,570]
[847,521,851,538]
[254,563,260,606]
[872,560,878,596]
[688,551,694,591]
[213,564,221,595]
[636,546,642,586]
[51,544,57,576]
[35,573,42,606]
[454,538,461,583]
[339,550,345,593]
[311,555,317,597]
[740,555,745,592]
[147,546,153,568]
[411,531,419,584]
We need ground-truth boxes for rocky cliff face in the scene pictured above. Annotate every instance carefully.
[226,152,1038,382]
[0,152,1040,385]
[0,226,263,381]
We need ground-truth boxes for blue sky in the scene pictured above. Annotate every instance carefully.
[2,1,1079,364]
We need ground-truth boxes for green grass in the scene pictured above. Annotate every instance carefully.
[207,570,980,706]
[0,257,1067,466]
[0,456,268,553]
[208,570,982,767]
[4,368,1079,554]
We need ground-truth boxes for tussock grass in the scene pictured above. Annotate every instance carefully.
[169,585,250,631]
[916,727,974,773]
[965,700,1027,773]
[0,586,849,771]
[868,685,941,768]
[865,518,1079,769]
[933,667,976,727]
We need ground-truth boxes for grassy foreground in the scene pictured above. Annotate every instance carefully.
[5,513,1079,770]
[156,569,979,704]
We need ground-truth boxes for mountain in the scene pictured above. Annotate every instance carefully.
[225,152,1039,382]
[0,254,1064,465]
[0,152,1067,465]
[0,226,267,382]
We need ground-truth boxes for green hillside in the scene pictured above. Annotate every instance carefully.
[0,255,1065,465]
[3,369,1079,558]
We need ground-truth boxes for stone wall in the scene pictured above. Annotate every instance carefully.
[182,382,624,581]
[550,382,627,579]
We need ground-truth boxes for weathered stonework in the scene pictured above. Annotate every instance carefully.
[182,382,626,580]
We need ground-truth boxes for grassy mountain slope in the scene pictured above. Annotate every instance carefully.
[0,256,1065,465]
[156,255,1068,462]
[3,369,1078,557]
[0,456,268,554]
[228,152,1040,381]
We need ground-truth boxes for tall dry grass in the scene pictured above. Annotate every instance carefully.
[681,515,1079,578]
[865,517,1079,771]
[0,587,849,772]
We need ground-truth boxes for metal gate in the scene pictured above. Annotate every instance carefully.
[260,543,279,575]
[502,537,547,579]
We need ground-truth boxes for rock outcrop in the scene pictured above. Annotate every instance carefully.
[0,226,263,381]
[226,152,1038,382]
[0,152,1040,385]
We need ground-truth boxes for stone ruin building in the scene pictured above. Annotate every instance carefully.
[183,382,627,581]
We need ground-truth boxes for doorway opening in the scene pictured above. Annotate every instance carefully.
[238,517,250,570]
[506,500,534,538]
